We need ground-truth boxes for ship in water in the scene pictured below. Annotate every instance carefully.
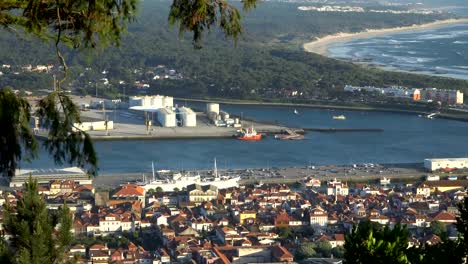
[333,115,346,120]
[140,160,240,192]
[293,109,299,115]
[237,126,262,140]
[274,129,304,140]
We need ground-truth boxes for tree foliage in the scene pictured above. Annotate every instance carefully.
[295,242,316,260]
[1,178,73,264]
[0,88,37,177]
[429,221,446,237]
[344,217,468,264]
[456,196,468,257]
[0,0,137,49]
[344,221,411,264]
[36,91,97,176]
[315,240,332,258]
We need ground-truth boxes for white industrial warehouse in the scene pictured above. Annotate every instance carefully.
[157,108,177,127]
[129,95,174,109]
[424,158,468,171]
[178,107,197,127]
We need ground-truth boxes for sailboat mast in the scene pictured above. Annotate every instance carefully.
[214,158,218,178]
[152,161,155,181]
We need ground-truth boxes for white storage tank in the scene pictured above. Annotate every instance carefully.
[157,108,176,127]
[163,96,174,108]
[151,95,164,108]
[206,103,219,114]
[207,112,218,122]
[178,107,197,127]
[219,111,230,120]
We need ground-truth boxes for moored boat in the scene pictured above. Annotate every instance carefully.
[333,115,346,120]
[237,126,262,140]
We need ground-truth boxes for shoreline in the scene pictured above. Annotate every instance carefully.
[303,18,468,56]
[176,97,468,122]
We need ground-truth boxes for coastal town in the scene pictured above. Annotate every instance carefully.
[1,158,468,263]
[1,0,468,263]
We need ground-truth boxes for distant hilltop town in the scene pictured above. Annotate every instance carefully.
[344,85,464,105]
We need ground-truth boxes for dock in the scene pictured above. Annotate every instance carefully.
[302,128,384,132]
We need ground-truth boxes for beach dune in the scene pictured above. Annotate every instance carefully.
[303,18,468,56]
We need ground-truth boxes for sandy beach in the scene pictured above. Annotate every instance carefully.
[303,18,468,56]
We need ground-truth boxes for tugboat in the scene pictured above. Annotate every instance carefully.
[237,126,262,141]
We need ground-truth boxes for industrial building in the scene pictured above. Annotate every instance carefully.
[157,108,177,127]
[178,107,197,127]
[10,167,92,188]
[129,95,174,109]
[424,158,468,171]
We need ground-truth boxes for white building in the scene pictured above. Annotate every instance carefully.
[157,108,177,127]
[424,158,468,171]
[310,206,328,227]
[178,107,197,127]
[327,178,349,196]
[129,95,174,109]
[416,184,431,197]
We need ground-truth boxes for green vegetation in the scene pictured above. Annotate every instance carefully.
[344,215,468,264]
[0,178,73,264]
[1,1,466,102]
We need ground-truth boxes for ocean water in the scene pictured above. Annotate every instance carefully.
[328,23,468,80]
[25,104,468,173]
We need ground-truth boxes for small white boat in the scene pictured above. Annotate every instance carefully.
[333,115,346,120]
[294,109,299,115]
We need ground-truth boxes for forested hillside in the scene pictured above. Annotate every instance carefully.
[0,0,466,100]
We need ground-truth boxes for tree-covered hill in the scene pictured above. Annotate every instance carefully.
[0,0,467,100]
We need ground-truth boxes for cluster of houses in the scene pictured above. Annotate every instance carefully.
[1,174,467,263]
[344,85,464,105]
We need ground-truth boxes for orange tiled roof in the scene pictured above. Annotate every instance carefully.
[114,184,145,197]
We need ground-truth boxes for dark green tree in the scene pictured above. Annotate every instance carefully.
[0,88,37,177]
[278,226,293,239]
[315,240,332,258]
[1,178,73,264]
[429,221,446,237]
[344,221,411,264]
[295,242,316,260]
[331,246,345,258]
[155,186,163,193]
[456,196,468,258]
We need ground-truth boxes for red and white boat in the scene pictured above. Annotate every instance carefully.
[237,126,262,140]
